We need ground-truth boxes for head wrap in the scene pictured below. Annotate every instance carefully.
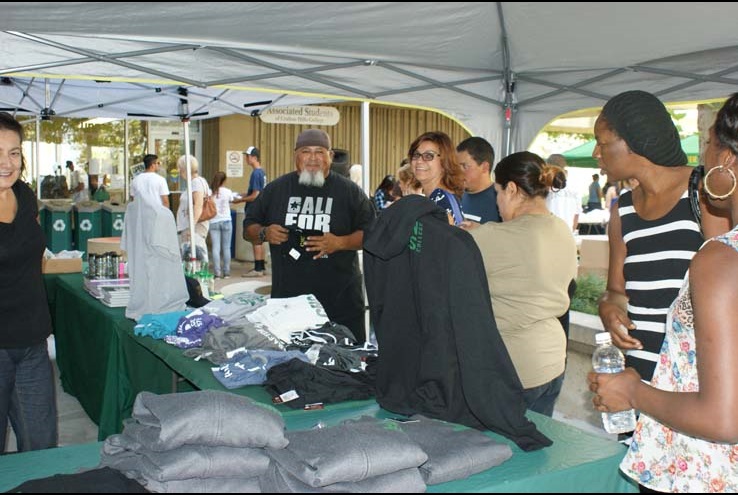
[601,90,686,167]
[295,129,331,150]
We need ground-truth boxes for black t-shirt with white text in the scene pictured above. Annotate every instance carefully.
[245,172,374,340]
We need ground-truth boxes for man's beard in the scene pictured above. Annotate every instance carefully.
[298,169,325,187]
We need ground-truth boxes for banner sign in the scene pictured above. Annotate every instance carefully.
[259,106,340,126]
[226,150,244,177]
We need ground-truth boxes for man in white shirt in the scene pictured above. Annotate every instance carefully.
[130,154,170,208]
[545,155,582,233]
[66,160,89,202]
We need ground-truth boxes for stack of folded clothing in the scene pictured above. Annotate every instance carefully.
[100,390,287,492]
[261,415,513,492]
[100,392,515,493]
[345,415,513,485]
[261,417,428,492]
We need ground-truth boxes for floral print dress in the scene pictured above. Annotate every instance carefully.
[620,226,738,492]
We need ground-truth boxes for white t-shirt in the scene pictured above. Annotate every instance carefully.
[71,168,89,202]
[546,187,582,232]
[211,186,241,223]
[176,176,210,232]
[131,171,170,206]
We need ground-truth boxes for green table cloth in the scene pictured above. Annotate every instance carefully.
[41,273,637,492]
[0,406,636,492]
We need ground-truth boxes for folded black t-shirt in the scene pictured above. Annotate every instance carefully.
[281,227,324,263]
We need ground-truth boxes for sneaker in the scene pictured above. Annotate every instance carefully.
[242,270,265,278]
[223,275,230,279]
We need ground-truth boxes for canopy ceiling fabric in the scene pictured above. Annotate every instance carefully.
[3,2,738,154]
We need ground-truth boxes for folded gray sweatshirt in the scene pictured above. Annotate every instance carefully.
[259,461,426,493]
[357,415,513,485]
[128,390,287,450]
[266,418,427,487]
[101,433,270,481]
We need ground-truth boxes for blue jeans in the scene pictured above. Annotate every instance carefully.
[521,372,565,417]
[0,341,57,452]
[209,220,233,277]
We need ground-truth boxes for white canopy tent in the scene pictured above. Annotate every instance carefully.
[3,2,738,155]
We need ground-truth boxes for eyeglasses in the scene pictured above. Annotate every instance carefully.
[410,151,441,162]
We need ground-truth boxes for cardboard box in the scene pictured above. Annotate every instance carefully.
[42,257,83,274]
[578,235,609,278]
[88,237,127,260]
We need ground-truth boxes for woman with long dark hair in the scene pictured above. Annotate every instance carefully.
[0,112,57,452]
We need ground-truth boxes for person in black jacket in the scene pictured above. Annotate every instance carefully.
[363,194,551,451]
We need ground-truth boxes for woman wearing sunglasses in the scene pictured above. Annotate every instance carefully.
[407,131,465,225]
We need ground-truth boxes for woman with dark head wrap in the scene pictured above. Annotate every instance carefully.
[595,90,730,384]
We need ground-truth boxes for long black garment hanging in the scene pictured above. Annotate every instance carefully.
[363,195,552,451]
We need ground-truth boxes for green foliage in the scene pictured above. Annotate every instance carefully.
[668,109,686,135]
[546,130,593,140]
[571,273,606,315]
[24,117,147,165]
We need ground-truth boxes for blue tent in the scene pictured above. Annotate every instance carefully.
[562,135,699,168]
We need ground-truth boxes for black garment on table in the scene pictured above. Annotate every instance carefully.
[244,171,375,342]
[264,358,375,409]
[5,466,149,493]
[184,276,210,308]
[0,181,52,348]
[363,195,552,452]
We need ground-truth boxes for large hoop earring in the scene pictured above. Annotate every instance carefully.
[703,165,737,200]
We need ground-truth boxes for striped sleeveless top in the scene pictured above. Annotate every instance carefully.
[618,189,703,381]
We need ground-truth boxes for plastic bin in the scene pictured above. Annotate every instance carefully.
[234,210,254,261]
[43,200,73,253]
[102,203,126,237]
[73,202,102,257]
[230,209,237,259]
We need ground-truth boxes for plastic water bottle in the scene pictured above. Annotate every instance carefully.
[592,332,637,434]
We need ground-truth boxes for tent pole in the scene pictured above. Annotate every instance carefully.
[360,101,370,195]
[123,118,129,201]
[502,71,515,157]
[35,118,41,199]
[183,119,196,268]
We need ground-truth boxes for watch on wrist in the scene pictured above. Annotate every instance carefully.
[258,226,267,243]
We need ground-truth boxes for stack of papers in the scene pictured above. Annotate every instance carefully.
[83,277,130,307]
[99,285,131,308]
